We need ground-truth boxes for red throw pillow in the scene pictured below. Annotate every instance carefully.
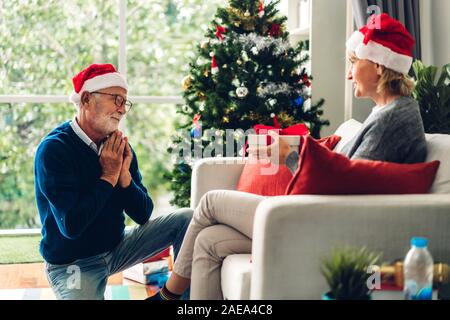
[236,135,341,196]
[285,136,440,195]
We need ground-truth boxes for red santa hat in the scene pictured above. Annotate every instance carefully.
[69,63,128,106]
[211,54,219,75]
[346,13,415,74]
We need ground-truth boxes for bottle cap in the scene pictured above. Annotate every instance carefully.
[411,237,428,248]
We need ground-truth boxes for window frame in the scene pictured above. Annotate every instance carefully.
[0,0,183,234]
[0,0,184,106]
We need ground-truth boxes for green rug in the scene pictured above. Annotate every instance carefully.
[0,235,43,264]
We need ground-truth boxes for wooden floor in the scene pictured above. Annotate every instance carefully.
[0,263,156,296]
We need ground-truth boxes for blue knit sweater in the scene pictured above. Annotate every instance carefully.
[34,121,153,264]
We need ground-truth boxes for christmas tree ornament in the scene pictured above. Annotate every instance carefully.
[268,99,277,107]
[236,86,249,98]
[258,1,265,18]
[236,59,242,65]
[199,102,205,112]
[293,96,305,108]
[191,114,202,138]
[302,74,311,87]
[241,50,249,62]
[257,85,263,94]
[211,55,219,75]
[222,64,228,69]
[291,68,301,76]
[278,111,295,126]
[181,105,190,113]
[191,127,202,138]
[204,69,210,77]
[215,25,226,41]
[197,91,206,100]
[251,47,259,55]
[181,75,192,91]
[244,10,250,17]
[232,78,240,87]
[269,23,281,37]
[223,116,229,123]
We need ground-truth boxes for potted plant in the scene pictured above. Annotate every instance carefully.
[321,246,381,300]
[412,60,450,134]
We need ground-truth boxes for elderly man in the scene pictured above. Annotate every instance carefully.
[34,63,192,300]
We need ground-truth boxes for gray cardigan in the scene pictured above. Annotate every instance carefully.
[286,96,427,174]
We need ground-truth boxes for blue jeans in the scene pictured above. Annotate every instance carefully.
[44,208,193,300]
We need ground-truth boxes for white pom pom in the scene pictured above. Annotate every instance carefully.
[270,113,275,118]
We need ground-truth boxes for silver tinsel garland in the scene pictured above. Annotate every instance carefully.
[233,32,292,56]
[257,82,303,98]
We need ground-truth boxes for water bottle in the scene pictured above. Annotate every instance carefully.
[403,237,434,300]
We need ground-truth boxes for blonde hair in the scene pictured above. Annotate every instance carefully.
[348,52,416,97]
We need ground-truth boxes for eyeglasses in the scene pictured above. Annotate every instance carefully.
[91,91,133,112]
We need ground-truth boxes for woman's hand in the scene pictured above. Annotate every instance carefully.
[247,131,292,165]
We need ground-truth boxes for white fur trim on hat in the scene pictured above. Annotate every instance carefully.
[346,31,413,74]
[69,72,128,106]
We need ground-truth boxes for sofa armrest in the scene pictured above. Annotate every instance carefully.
[250,194,450,299]
[190,157,245,209]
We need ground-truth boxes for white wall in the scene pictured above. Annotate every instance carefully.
[430,0,450,68]
[310,0,347,136]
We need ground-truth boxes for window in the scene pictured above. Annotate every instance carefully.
[0,0,222,230]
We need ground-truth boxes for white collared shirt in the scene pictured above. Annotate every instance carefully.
[70,116,104,155]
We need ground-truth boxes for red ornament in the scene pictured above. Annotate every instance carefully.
[258,1,265,18]
[193,114,201,125]
[215,25,226,41]
[269,23,281,37]
[211,55,219,75]
[302,74,311,87]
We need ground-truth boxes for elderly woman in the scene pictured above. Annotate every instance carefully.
[149,13,426,300]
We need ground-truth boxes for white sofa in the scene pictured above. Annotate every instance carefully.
[190,119,450,300]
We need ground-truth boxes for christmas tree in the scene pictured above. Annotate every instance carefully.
[166,0,329,207]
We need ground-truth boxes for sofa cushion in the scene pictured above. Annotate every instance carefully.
[333,119,363,153]
[236,135,341,196]
[221,254,252,300]
[286,136,441,195]
[426,134,450,194]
